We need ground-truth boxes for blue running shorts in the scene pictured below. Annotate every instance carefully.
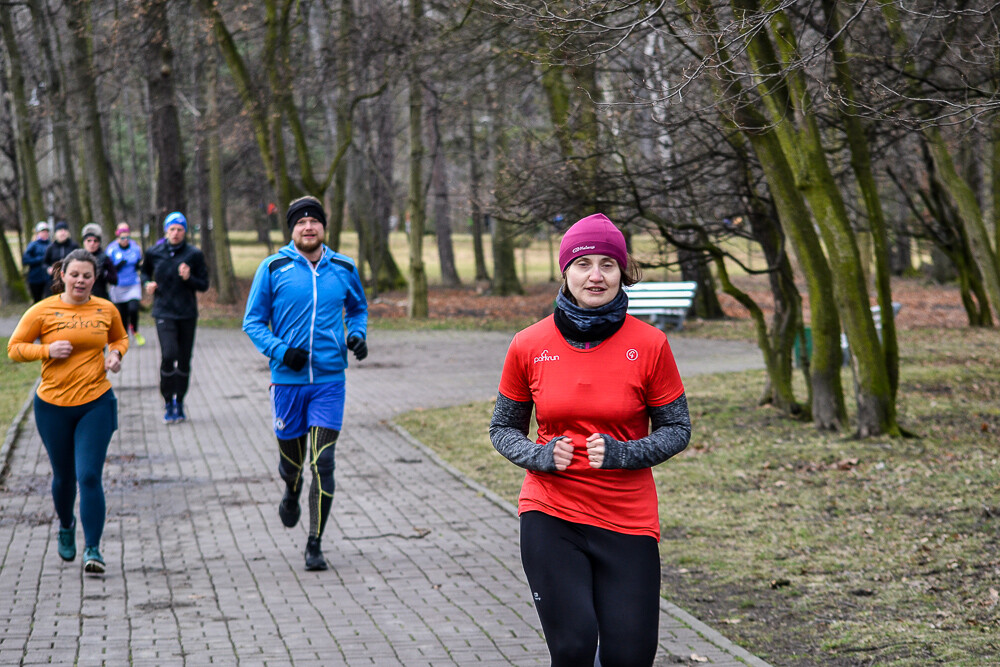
[270,382,346,438]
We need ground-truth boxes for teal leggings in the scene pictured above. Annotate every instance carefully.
[34,390,118,548]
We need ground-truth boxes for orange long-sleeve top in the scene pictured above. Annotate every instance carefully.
[7,295,128,406]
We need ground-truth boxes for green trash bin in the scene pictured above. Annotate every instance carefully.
[793,327,812,369]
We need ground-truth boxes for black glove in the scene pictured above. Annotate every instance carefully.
[115,259,127,271]
[282,347,309,371]
[347,335,368,361]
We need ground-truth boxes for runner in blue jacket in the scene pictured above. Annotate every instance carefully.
[243,195,368,571]
[22,222,51,302]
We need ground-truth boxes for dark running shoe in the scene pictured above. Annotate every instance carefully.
[278,486,301,528]
[163,401,177,425]
[174,400,186,423]
[57,519,76,562]
[83,546,105,574]
[304,536,328,571]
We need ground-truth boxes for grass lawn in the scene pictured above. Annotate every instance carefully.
[395,325,1000,666]
[0,338,39,446]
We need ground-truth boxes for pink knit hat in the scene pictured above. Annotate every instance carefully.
[558,213,627,273]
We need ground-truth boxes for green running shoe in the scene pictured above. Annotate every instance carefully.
[83,546,105,574]
[134,332,146,346]
[57,520,76,562]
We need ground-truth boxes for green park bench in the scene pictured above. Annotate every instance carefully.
[624,281,699,331]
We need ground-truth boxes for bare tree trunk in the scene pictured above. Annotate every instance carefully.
[371,93,406,294]
[406,0,428,318]
[66,0,115,232]
[428,92,460,286]
[489,85,522,297]
[195,136,216,286]
[734,0,898,437]
[27,0,82,228]
[679,242,723,320]
[75,132,93,233]
[347,149,372,285]
[1,5,45,230]
[121,85,144,226]
[993,112,1000,262]
[28,0,83,227]
[681,0,845,429]
[925,130,1000,324]
[142,0,187,227]
[880,2,1000,324]
[206,59,238,305]
[307,0,341,250]
[823,0,900,402]
[467,103,489,282]
[0,220,29,304]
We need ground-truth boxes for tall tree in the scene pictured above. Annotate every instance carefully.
[142,0,187,225]
[489,82,522,297]
[27,0,83,229]
[407,0,429,318]
[729,0,898,437]
[428,89,460,286]
[467,100,490,282]
[0,4,45,230]
[878,2,1000,324]
[66,0,115,233]
[205,58,238,304]
[822,0,899,400]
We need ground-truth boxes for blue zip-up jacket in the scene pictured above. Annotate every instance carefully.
[22,239,50,284]
[106,240,142,287]
[243,242,368,385]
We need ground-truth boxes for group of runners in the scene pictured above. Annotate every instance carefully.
[23,219,148,345]
[9,203,692,666]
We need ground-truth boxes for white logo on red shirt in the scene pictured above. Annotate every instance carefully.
[533,349,560,364]
[626,348,639,361]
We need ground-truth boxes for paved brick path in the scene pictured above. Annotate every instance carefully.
[0,325,771,666]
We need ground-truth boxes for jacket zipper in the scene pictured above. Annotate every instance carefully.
[309,259,318,384]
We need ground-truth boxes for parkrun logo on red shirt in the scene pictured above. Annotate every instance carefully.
[533,349,560,364]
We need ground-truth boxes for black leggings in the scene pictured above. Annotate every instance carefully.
[278,427,339,539]
[29,281,47,303]
[520,511,661,667]
[155,317,197,403]
[116,299,140,332]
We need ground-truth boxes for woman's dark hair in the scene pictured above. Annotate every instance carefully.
[50,249,98,295]
[620,251,642,286]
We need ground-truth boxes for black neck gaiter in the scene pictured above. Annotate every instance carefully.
[553,288,628,343]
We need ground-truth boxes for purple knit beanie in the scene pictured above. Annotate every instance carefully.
[558,213,627,273]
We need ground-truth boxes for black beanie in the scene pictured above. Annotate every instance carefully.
[286,199,327,229]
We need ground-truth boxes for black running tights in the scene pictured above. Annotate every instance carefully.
[520,510,661,667]
[278,427,338,539]
[116,299,140,333]
[156,317,197,403]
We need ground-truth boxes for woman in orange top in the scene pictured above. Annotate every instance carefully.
[8,249,128,575]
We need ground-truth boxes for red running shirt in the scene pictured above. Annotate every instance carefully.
[497,315,684,539]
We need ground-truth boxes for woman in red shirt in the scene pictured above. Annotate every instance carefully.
[8,249,128,575]
[490,213,691,666]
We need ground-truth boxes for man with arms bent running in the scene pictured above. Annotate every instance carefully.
[243,196,369,571]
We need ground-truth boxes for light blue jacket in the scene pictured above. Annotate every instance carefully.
[105,240,143,287]
[243,242,368,385]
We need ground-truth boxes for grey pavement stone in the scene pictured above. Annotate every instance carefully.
[0,326,769,666]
